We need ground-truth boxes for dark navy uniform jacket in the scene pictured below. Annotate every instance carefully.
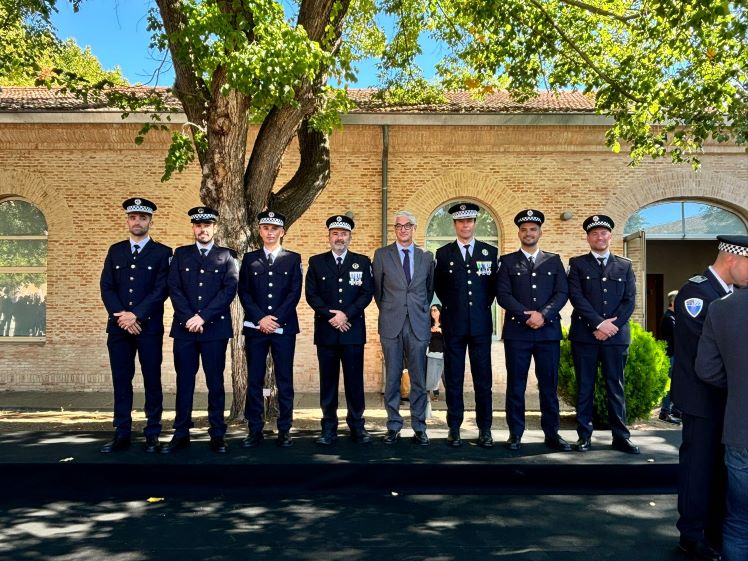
[100,239,172,335]
[168,245,239,341]
[567,253,635,345]
[434,240,498,337]
[238,248,302,336]
[496,250,568,341]
[305,251,373,346]
[671,268,728,418]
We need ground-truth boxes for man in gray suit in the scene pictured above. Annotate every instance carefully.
[696,235,748,561]
[373,210,435,446]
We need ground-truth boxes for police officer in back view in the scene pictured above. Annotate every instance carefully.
[100,197,172,453]
[672,235,748,561]
[163,207,238,454]
[567,215,639,455]
[497,209,571,452]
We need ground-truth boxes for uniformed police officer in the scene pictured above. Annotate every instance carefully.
[305,215,374,445]
[434,202,498,448]
[497,209,571,452]
[567,215,639,454]
[99,197,172,453]
[239,211,302,448]
[163,207,238,454]
[672,235,748,561]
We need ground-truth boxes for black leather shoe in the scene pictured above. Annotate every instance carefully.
[612,437,640,454]
[315,431,337,446]
[678,538,722,561]
[545,434,572,451]
[382,429,401,445]
[100,436,131,453]
[277,430,293,448]
[350,429,372,444]
[209,437,228,453]
[143,436,160,453]
[412,430,430,446]
[160,435,190,454]
[659,411,682,424]
[447,428,462,447]
[505,434,521,451]
[242,431,264,448]
[575,437,592,452]
[477,430,494,448]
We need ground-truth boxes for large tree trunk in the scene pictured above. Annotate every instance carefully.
[156,0,351,422]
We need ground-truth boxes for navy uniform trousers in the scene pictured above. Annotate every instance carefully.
[244,332,296,433]
[316,344,365,433]
[505,340,561,437]
[172,338,229,439]
[571,342,629,440]
[107,332,163,438]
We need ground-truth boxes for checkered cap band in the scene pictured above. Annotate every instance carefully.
[719,241,748,257]
[517,215,542,223]
[125,204,154,214]
[451,209,479,219]
[586,219,613,231]
[259,217,284,226]
[327,221,352,231]
[191,212,217,222]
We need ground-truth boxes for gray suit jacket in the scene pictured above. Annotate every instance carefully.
[373,243,434,341]
[695,288,748,448]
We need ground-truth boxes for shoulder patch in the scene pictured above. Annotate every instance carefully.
[689,275,708,284]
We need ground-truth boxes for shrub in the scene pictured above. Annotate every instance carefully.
[557,322,670,425]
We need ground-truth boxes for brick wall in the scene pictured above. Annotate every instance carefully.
[1,120,747,394]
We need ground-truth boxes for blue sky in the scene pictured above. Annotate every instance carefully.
[50,0,441,87]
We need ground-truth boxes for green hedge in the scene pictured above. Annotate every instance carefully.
[557,322,670,425]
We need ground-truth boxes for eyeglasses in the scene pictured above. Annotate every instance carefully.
[394,223,414,231]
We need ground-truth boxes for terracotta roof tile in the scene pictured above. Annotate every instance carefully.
[0,86,596,114]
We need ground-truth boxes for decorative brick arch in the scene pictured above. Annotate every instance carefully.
[402,170,523,242]
[602,170,748,226]
[0,170,73,235]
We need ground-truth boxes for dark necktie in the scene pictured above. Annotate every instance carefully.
[464,244,472,267]
[528,255,535,272]
[132,244,140,257]
[597,257,606,270]
[336,256,343,273]
[200,248,208,258]
[402,248,411,284]
[267,253,273,266]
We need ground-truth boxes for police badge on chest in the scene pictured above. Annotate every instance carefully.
[476,261,492,276]
[349,271,363,286]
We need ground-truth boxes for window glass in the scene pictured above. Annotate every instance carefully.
[624,201,747,239]
[0,198,47,340]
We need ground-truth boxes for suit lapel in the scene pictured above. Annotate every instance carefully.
[534,250,549,269]
[327,252,341,275]
[706,268,728,297]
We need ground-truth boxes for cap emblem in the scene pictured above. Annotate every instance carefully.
[527,210,533,216]
[593,215,599,221]
[134,199,141,205]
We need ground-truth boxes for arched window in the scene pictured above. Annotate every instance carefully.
[624,201,747,239]
[425,200,501,336]
[0,198,48,340]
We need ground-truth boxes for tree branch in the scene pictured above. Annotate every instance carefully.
[269,120,331,226]
[528,0,643,103]
[557,0,637,23]
[155,0,211,164]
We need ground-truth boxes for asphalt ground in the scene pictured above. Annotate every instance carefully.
[0,393,688,561]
